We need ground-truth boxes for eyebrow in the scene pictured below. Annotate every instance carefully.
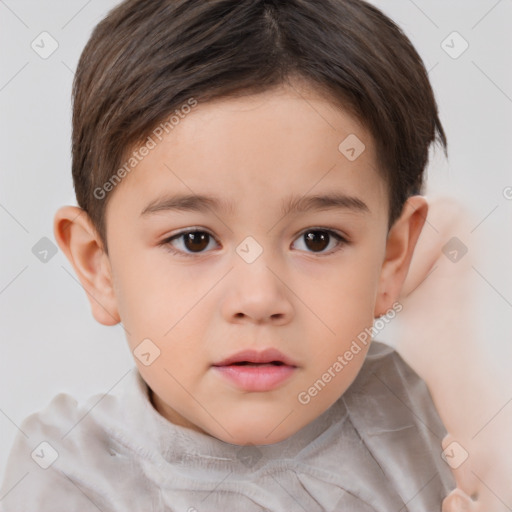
[140,192,370,217]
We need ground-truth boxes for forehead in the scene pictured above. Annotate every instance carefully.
[105,83,387,222]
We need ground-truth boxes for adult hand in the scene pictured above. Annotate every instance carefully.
[397,196,511,511]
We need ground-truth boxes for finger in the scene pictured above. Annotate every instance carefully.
[441,434,479,497]
[442,488,479,512]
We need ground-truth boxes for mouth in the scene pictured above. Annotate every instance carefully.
[229,361,285,366]
[212,348,298,392]
[212,348,298,368]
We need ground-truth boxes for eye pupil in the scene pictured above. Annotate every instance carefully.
[305,231,329,252]
[184,232,209,252]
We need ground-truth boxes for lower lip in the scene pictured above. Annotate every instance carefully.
[212,364,296,391]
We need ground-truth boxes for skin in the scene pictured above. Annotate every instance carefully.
[54,81,427,446]
[398,198,511,512]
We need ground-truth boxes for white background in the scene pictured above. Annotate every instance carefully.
[1,0,511,491]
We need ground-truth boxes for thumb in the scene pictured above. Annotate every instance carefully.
[442,488,479,512]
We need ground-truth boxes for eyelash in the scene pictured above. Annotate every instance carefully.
[160,227,349,258]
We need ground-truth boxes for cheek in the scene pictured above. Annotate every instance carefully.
[110,251,173,343]
[112,261,209,363]
[304,252,382,331]
[112,248,179,313]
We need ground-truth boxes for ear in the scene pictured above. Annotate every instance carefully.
[374,196,428,318]
[53,206,120,326]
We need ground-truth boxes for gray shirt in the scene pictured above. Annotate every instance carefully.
[0,342,455,511]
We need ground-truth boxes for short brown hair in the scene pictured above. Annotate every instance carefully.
[72,0,447,251]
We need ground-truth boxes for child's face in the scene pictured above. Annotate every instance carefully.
[66,83,424,445]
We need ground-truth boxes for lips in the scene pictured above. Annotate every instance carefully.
[212,348,298,368]
[212,348,298,392]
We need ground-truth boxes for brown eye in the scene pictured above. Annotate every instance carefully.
[183,232,210,252]
[164,230,218,256]
[304,230,330,252]
[292,229,346,254]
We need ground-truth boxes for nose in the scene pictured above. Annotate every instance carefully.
[220,252,294,325]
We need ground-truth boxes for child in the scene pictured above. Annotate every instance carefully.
[0,0,458,509]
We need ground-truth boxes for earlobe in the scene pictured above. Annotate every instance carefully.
[374,196,428,318]
[53,206,120,326]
